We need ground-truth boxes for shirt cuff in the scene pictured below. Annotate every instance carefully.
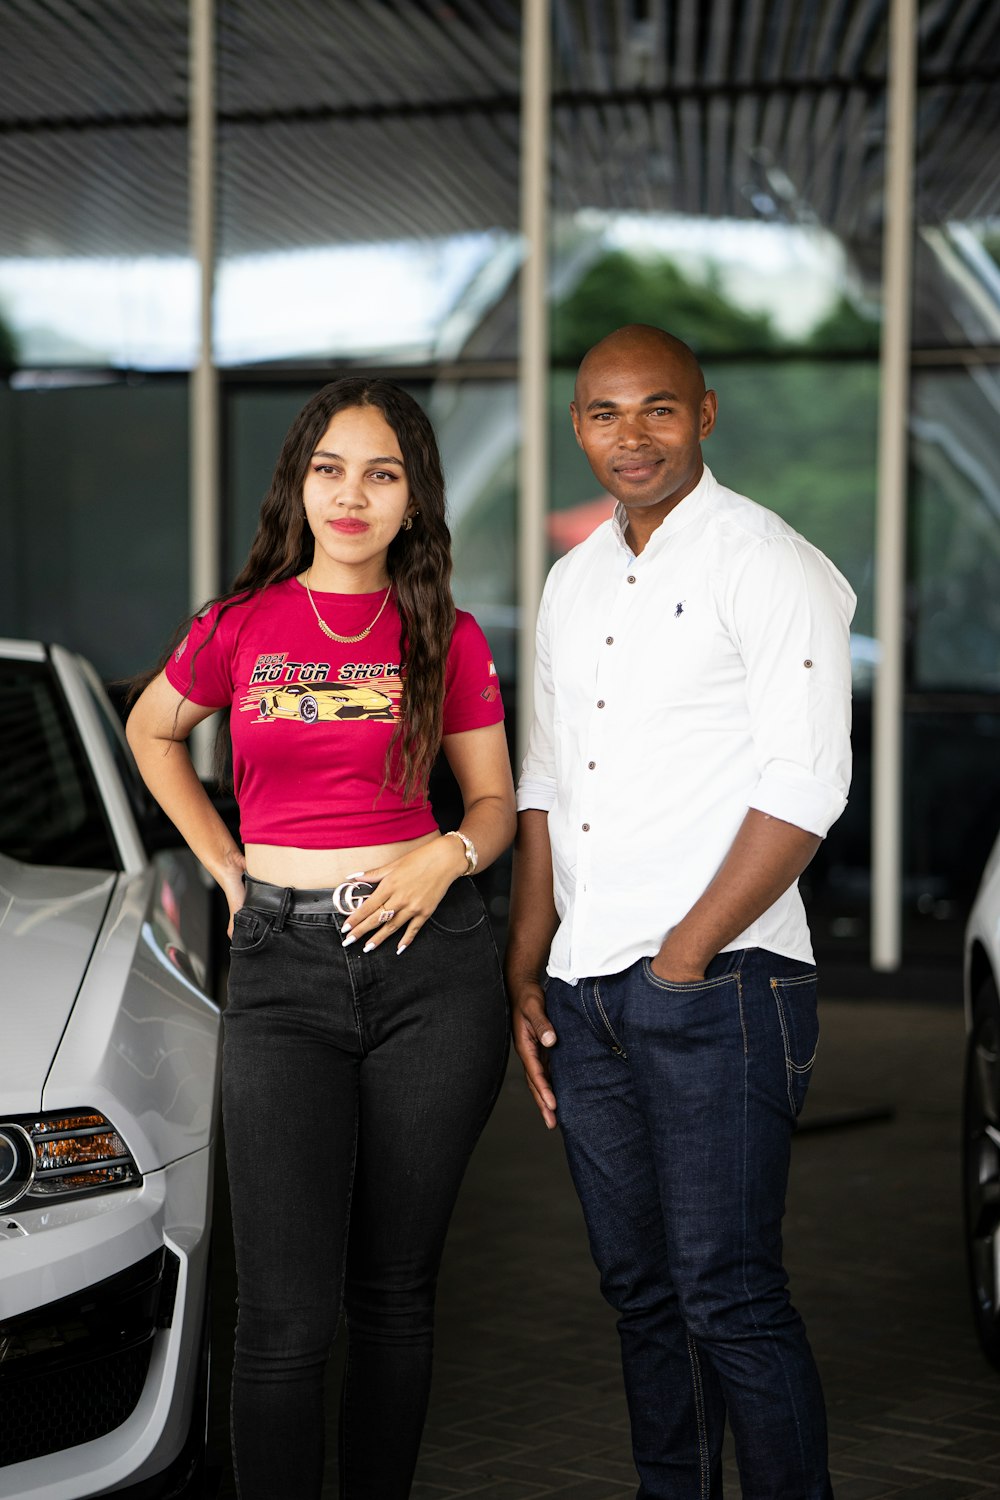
[747,767,848,838]
[516,774,557,813]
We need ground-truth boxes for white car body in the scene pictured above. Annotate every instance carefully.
[963,827,1000,1370]
[0,641,220,1497]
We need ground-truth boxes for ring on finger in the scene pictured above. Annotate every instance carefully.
[378,906,395,925]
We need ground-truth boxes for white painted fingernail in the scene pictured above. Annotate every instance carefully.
[342,921,352,934]
[396,941,408,955]
[363,940,376,954]
[341,934,356,948]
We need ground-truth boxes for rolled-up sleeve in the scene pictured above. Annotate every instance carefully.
[729,535,856,837]
[516,571,558,813]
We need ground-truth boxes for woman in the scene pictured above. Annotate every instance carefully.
[127,378,515,1499]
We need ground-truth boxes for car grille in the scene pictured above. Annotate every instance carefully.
[0,1341,154,1465]
[0,1247,178,1467]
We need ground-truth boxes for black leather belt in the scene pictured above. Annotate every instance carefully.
[243,876,340,917]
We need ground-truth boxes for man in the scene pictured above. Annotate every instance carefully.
[506,324,854,1498]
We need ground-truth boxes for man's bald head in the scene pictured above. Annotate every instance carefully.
[574,325,706,405]
[568,323,717,542]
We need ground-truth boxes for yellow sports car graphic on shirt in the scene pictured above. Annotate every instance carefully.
[255,682,397,723]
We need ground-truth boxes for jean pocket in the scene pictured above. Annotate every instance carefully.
[639,958,737,993]
[579,977,628,1055]
[426,879,488,935]
[770,972,819,1116]
[230,907,277,956]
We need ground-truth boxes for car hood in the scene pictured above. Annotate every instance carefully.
[0,854,116,1112]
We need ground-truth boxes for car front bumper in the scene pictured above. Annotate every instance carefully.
[0,1143,214,1499]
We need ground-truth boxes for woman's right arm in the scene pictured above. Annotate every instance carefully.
[126,672,246,932]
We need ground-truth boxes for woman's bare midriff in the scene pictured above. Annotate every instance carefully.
[244,832,441,890]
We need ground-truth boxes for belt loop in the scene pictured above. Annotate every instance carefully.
[273,886,291,933]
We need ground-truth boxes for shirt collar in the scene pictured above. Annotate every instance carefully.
[610,464,714,559]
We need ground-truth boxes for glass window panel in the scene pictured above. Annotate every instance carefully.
[702,361,878,649]
[550,8,888,265]
[805,707,1000,962]
[903,710,1000,920]
[913,13,1000,349]
[0,381,189,680]
[548,4,889,380]
[550,218,879,362]
[912,220,1000,352]
[430,380,518,683]
[912,76,1000,351]
[0,658,118,872]
[214,233,519,368]
[215,0,521,366]
[910,364,1000,691]
[0,256,197,370]
[224,386,317,582]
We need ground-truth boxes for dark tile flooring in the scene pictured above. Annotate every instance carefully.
[205,992,1000,1498]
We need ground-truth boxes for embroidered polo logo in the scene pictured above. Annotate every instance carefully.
[674,601,685,617]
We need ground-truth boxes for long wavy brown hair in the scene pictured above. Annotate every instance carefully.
[139,378,455,804]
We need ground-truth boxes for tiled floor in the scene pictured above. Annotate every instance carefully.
[205,993,1000,1498]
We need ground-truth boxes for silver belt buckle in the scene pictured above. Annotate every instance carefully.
[331,879,375,916]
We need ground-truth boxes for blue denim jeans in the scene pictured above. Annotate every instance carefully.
[222,876,509,1500]
[546,947,832,1500]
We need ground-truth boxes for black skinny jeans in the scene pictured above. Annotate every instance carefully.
[222,876,509,1500]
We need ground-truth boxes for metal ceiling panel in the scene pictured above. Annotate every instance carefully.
[2,0,188,124]
[0,1,995,266]
[217,0,521,114]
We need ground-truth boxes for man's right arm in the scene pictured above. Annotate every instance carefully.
[505,808,560,1129]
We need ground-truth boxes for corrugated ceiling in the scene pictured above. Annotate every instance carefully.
[0,0,996,262]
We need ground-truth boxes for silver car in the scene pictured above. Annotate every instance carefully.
[964,828,1000,1371]
[0,640,220,1497]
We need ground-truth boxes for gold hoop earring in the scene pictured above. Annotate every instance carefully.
[401,515,414,532]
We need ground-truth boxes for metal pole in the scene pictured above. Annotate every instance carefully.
[516,0,551,768]
[189,0,218,776]
[872,0,916,970]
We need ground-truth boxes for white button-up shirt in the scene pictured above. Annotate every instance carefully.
[517,465,856,980]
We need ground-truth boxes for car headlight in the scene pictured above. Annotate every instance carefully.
[0,1124,34,1211]
[0,1111,140,1210]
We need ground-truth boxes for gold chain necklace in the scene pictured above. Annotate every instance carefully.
[302,573,393,644]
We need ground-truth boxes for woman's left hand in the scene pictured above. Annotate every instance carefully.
[341,835,468,955]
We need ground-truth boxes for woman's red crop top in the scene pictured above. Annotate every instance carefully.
[164,579,505,848]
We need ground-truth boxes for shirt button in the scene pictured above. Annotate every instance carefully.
[804,659,813,668]
[582,823,590,832]
[588,761,596,769]
[627,575,636,584]
[605,636,614,645]
[596,699,605,708]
